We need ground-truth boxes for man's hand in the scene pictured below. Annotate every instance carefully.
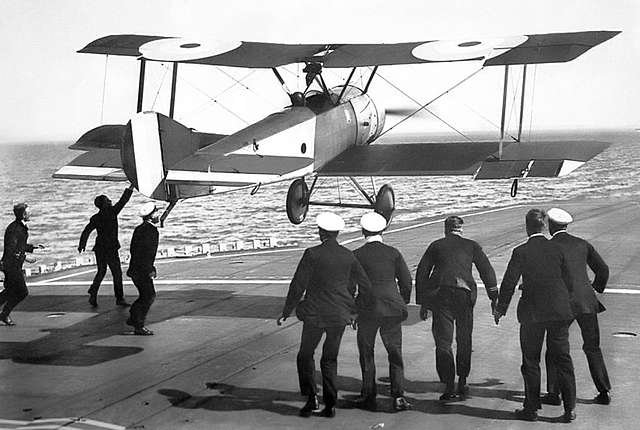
[350,318,358,330]
[420,305,432,321]
[277,314,288,326]
[490,298,497,314]
[128,183,135,190]
[493,310,504,325]
[150,269,157,279]
[77,246,85,253]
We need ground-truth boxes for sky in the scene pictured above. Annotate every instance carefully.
[0,0,638,143]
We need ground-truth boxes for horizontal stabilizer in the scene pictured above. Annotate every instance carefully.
[53,148,127,182]
[69,125,126,150]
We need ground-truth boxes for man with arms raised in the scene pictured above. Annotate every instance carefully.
[278,212,372,418]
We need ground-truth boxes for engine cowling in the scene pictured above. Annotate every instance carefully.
[332,86,386,145]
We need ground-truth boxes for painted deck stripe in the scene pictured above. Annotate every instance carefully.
[28,279,291,287]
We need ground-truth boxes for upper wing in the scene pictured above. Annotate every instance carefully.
[78,31,619,68]
[317,140,610,178]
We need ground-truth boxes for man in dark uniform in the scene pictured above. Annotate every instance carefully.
[353,212,412,412]
[415,215,497,400]
[542,207,611,406]
[0,203,44,325]
[126,202,160,336]
[278,212,372,418]
[494,209,576,422]
[78,185,133,307]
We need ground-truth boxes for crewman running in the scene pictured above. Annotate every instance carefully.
[126,202,160,336]
[0,203,44,325]
[78,185,133,307]
[353,212,413,412]
[542,207,611,406]
[278,212,372,418]
[415,215,497,401]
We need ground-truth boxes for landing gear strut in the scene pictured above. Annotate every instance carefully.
[285,177,395,225]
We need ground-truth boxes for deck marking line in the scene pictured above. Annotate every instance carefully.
[605,288,640,295]
[75,418,126,430]
[341,204,527,245]
[28,279,291,287]
[0,420,29,425]
[30,269,97,285]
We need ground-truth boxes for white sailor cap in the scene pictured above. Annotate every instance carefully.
[316,212,345,232]
[360,212,387,233]
[547,207,573,225]
[139,202,157,217]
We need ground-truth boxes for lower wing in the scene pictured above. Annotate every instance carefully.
[316,140,610,178]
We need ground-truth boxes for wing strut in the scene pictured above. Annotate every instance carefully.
[169,62,178,118]
[499,65,509,159]
[136,59,146,112]
[337,67,357,103]
[517,64,528,142]
[363,66,378,93]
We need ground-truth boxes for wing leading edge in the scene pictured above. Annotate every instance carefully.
[316,141,610,179]
[78,31,620,68]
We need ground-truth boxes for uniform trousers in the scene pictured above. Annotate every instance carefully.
[89,248,124,299]
[129,275,156,328]
[520,320,576,411]
[0,265,28,316]
[357,316,405,399]
[546,313,611,394]
[432,287,473,385]
[296,323,346,407]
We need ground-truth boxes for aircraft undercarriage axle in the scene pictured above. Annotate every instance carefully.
[285,177,395,225]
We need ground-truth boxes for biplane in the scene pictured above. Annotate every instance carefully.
[54,31,620,225]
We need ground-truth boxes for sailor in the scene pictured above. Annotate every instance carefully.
[278,212,372,418]
[126,202,160,336]
[78,185,134,307]
[0,203,44,325]
[352,212,413,412]
[542,207,611,406]
[494,209,576,422]
[415,215,497,401]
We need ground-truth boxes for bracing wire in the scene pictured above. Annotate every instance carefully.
[99,55,109,123]
[504,67,522,141]
[377,67,484,141]
[178,74,249,125]
[151,63,170,110]
[214,67,279,109]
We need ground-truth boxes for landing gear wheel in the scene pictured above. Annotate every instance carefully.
[286,178,310,224]
[374,184,395,223]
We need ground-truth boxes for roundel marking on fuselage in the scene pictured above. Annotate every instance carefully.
[139,38,242,61]
[411,35,528,62]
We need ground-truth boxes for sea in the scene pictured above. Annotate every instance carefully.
[0,129,638,267]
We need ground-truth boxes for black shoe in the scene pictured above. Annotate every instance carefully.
[514,408,538,421]
[594,391,610,405]
[88,293,98,307]
[116,298,130,307]
[456,378,469,396]
[299,395,319,417]
[561,409,576,423]
[541,393,562,406]
[439,392,459,402]
[133,326,154,336]
[353,396,377,411]
[393,396,412,411]
[318,406,336,418]
[0,314,15,326]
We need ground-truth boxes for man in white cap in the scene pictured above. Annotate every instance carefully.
[416,215,497,401]
[278,211,372,418]
[125,202,160,336]
[542,207,611,406]
[352,212,412,412]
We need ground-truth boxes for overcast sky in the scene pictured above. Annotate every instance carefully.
[0,0,637,143]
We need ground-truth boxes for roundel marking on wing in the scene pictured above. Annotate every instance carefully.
[411,35,528,61]
[139,38,242,61]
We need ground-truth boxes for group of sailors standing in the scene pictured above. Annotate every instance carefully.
[279,207,610,422]
[0,186,611,423]
[1,186,160,335]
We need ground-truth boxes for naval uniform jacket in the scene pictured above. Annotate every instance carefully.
[551,231,609,315]
[78,188,133,252]
[415,233,497,309]
[497,235,573,324]
[1,220,34,271]
[353,239,412,320]
[126,221,159,279]
[282,237,373,327]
